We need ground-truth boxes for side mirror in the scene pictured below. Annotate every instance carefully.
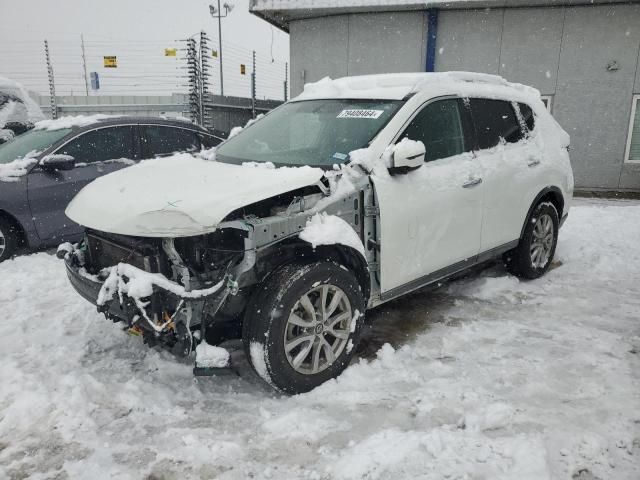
[390,138,425,173]
[40,154,75,171]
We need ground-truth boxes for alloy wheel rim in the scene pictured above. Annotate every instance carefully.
[0,228,5,258]
[284,284,352,375]
[530,213,554,269]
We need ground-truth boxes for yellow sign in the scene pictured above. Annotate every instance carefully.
[240,64,246,75]
[103,56,117,68]
[212,49,218,58]
[164,48,177,57]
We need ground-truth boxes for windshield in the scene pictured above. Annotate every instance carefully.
[0,128,72,164]
[216,99,402,168]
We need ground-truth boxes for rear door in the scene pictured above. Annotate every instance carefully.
[374,97,484,295]
[27,125,138,242]
[468,99,538,251]
[139,125,201,158]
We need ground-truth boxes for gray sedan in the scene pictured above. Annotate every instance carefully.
[0,116,223,261]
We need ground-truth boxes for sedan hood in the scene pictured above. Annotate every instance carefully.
[65,154,324,237]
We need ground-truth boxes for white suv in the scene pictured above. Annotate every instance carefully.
[60,72,573,394]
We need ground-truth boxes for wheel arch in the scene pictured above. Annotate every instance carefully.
[0,209,28,247]
[253,238,371,305]
[520,186,564,239]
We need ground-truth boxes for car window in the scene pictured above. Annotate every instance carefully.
[57,126,135,164]
[469,99,524,149]
[398,98,465,162]
[199,133,221,149]
[518,102,535,133]
[0,128,71,164]
[141,125,200,157]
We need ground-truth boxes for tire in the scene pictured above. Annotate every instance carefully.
[242,261,365,394]
[504,201,559,279]
[0,217,18,263]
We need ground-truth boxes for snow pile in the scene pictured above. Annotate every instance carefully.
[249,341,273,387]
[195,342,230,368]
[242,161,276,169]
[0,152,39,182]
[390,137,425,166]
[299,212,366,256]
[1,200,640,479]
[228,113,264,138]
[40,153,74,166]
[65,154,324,237]
[34,114,117,131]
[0,128,14,142]
[464,402,515,432]
[197,146,217,161]
[0,76,45,126]
[295,71,541,103]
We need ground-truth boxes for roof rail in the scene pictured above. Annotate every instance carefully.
[445,71,508,86]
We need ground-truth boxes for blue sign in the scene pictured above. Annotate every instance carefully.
[90,72,100,90]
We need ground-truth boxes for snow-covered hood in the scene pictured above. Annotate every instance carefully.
[65,154,324,237]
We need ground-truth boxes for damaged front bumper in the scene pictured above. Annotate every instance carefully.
[61,242,238,359]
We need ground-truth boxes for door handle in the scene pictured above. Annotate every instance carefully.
[462,177,483,188]
[528,159,541,167]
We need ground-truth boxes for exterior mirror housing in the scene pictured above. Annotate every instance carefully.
[390,138,425,173]
[40,154,75,171]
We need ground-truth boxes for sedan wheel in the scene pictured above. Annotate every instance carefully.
[0,218,18,263]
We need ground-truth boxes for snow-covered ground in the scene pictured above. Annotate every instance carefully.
[1,199,639,479]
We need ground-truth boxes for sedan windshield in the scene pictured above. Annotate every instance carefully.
[216,99,402,168]
[0,128,72,164]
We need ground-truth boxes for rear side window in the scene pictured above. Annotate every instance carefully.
[141,126,200,157]
[398,98,466,162]
[58,126,135,163]
[199,133,222,149]
[518,102,535,132]
[469,99,524,149]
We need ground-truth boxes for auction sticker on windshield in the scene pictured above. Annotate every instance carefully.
[336,109,384,119]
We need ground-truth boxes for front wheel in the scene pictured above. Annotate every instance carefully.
[242,261,365,394]
[504,201,559,279]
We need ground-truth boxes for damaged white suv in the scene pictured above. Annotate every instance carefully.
[60,72,573,394]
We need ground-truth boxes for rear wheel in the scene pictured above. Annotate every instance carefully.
[504,202,559,279]
[243,261,365,394]
[0,217,18,263]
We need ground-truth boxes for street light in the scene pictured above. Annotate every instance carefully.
[209,1,234,97]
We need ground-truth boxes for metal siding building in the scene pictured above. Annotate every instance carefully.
[251,0,640,191]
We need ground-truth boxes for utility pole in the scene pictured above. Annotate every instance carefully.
[251,50,256,119]
[284,62,288,102]
[81,34,89,96]
[44,40,57,119]
[209,1,234,97]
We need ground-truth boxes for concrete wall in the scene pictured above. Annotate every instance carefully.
[289,3,640,191]
[290,12,427,94]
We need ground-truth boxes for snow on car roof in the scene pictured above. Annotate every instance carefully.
[291,71,541,104]
[33,114,120,131]
[33,114,198,132]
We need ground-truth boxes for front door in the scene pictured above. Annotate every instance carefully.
[27,125,137,242]
[374,98,484,295]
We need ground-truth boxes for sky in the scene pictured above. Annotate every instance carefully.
[0,0,290,100]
